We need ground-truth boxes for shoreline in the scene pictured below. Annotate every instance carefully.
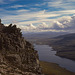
[34,44,75,73]
[34,43,75,61]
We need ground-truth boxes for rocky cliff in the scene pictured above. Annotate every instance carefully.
[0,19,43,75]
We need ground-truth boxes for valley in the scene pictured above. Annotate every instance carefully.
[24,33,75,61]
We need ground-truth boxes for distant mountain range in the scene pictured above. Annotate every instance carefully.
[23,32,68,43]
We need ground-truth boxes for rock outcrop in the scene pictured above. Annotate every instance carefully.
[0,19,43,75]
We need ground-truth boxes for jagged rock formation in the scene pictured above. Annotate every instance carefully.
[0,19,43,75]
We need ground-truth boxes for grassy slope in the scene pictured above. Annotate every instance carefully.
[40,61,75,75]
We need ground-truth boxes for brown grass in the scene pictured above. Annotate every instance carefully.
[40,61,75,75]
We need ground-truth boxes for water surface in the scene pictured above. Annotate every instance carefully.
[34,44,75,72]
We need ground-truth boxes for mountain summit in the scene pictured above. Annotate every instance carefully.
[0,19,42,75]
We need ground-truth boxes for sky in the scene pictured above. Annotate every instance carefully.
[0,0,75,33]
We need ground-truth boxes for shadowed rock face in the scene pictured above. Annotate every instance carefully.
[0,19,4,31]
[0,19,42,75]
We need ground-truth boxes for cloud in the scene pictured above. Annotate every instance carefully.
[51,15,75,32]
[66,0,75,2]
[15,15,75,33]
[1,9,61,25]
[47,0,75,10]
[48,0,63,7]
[0,0,17,4]
[3,15,75,33]
[0,1,75,33]
[0,8,4,11]
[37,22,48,29]
[52,21,65,29]
[0,0,5,4]
[10,5,27,8]
[35,2,46,6]
[67,15,75,29]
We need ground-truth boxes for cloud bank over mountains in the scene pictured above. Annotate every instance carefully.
[1,8,75,33]
[0,0,75,33]
[14,15,75,33]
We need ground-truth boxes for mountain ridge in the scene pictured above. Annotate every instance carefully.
[0,19,43,75]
